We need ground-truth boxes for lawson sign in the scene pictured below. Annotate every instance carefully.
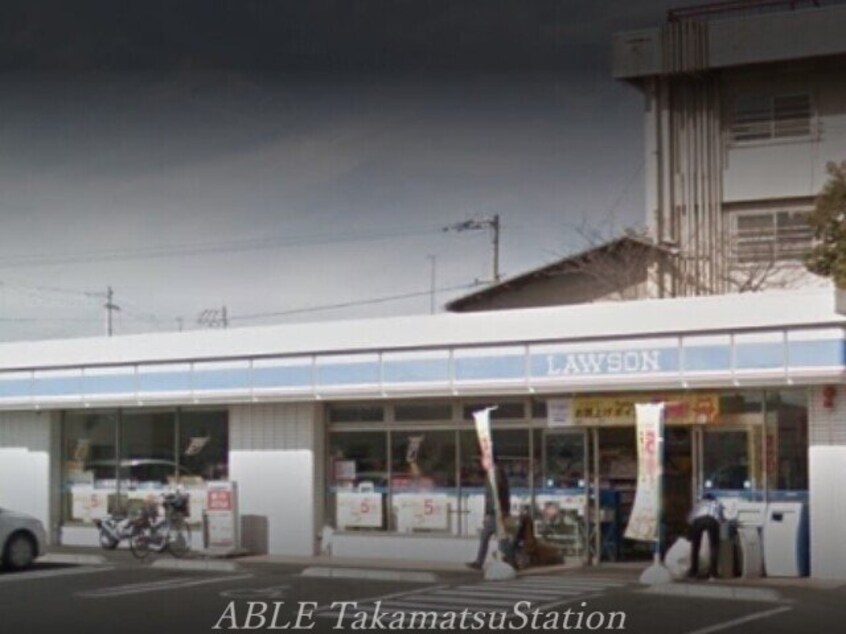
[1,330,843,406]
[530,345,679,379]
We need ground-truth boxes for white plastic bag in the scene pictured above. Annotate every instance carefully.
[664,537,691,579]
[665,535,711,579]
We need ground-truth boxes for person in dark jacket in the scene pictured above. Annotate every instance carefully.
[466,458,512,570]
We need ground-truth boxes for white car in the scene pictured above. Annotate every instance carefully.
[0,508,47,571]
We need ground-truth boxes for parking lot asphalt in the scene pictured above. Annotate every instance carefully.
[1,553,843,634]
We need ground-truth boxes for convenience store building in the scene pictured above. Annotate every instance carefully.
[1,289,844,578]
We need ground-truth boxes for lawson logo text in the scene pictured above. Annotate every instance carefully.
[545,350,662,376]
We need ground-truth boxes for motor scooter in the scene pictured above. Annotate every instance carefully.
[94,514,136,550]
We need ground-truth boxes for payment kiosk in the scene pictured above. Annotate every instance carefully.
[763,502,809,577]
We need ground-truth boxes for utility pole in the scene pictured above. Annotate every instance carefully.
[197,306,229,329]
[427,254,437,314]
[443,214,501,283]
[104,286,120,337]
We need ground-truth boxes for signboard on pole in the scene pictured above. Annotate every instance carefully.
[624,403,665,543]
[205,480,240,554]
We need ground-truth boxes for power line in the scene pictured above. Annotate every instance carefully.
[0,225,445,269]
[0,316,102,323]
[231,281,479,322]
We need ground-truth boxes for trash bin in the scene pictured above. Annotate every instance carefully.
[762,502,809,577]
[717,522,738,579]
[737,527,764,578]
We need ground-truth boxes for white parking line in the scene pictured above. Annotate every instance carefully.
[77,573,254,598]
[516,577,626,588]
[387,594,528,608]
[317,574,626,621]
[446,586,579,598]
[682,606,793,634]
[0,566,115,583]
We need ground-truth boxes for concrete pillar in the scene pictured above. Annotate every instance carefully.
[0,411,58,540]
[808,384,846,579]
[229,403,323,556]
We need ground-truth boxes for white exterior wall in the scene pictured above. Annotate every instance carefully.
[722,65,846,203]
[0,411,59,540]
[808,384,846,579]
[229,403,322,556]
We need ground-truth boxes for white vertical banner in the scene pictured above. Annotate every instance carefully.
[625,403,665,543]
[472,406,506,539]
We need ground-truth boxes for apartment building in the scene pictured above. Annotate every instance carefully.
[613,0,846,295]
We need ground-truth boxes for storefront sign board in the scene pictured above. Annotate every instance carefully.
[70,487,109,522]
[547,398,574,427]
[571,393,718,426]
[394,493,449,531]
[206,480,240,553]
[336,491,383,529]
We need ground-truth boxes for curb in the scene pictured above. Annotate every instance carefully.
[641,582,782,603]
[301,567,439,584]
[39,553,109,566]
[151,559,241,572]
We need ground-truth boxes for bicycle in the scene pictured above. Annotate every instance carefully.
[129,491,192,559]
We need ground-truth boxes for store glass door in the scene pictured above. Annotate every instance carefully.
[595,427,637,560]
[703,429,753,495]
[593,426,694,561]
[663,426,694,549]
[536,429,589,562]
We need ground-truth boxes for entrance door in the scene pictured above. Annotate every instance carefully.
[663,426,694,548]
[594,427,637,560]
[703,429,752,494]
[536,429,589,562]
[593,426,694,561]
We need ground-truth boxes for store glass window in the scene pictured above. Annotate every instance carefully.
[535,430,588,559]
[391,430,456,534]
[703,430,751,492]
[719,391,764,420]
[328,432,389,531]
[492,430,531,492]
[179,410,229,482]
[63,412,118,522]
[328,404,385,423]
[458,428,529,536]
[119,411,176,488]
[62,408,228,526]
[394,402,453,422]
[462,401,526,421]
[541,431,587,490]
[531,400,548,419]
[766,389,808,493]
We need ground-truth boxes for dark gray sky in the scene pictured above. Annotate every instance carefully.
[0,0,704,341]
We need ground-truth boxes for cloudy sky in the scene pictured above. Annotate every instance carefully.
[0,0,705,341]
